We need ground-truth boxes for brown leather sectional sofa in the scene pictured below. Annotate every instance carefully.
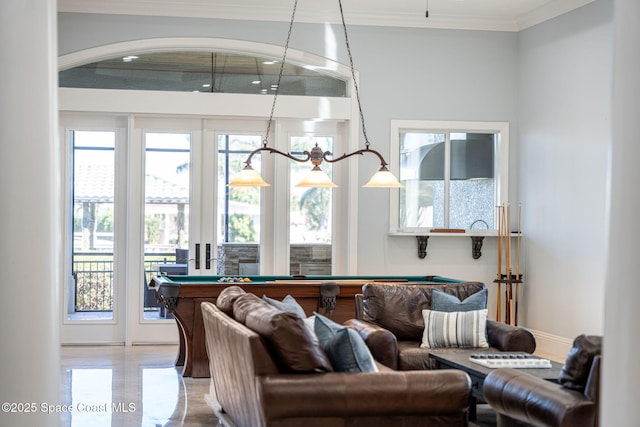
[200,285,474,427]
[345,282,537,370]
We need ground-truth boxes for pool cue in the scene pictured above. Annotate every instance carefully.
[515,204,521,326]
[507,203,514,326]
[504,203,513,325]
[496,205,502,322]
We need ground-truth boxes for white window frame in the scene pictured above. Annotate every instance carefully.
[389,120,509,234]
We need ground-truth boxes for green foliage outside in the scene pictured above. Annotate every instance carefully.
[298,187,330,231]
[145,215,161,244]
[228,214,256,242]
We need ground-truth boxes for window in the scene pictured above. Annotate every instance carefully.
[59,51,347,97]
[390,121,508,233]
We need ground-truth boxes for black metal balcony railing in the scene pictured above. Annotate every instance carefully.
[73,252,175,312]
[73,244,331,312]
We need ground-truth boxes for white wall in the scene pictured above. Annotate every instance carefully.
[518,0,612,340]
[602,0,640,423]
[1,1,61,426]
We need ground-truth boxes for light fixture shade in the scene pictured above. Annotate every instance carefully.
[296,168,338,188]
[228,166,270,187]
[362,169,404,188]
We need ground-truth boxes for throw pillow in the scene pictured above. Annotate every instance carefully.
[420,308,489,348]
[314,313,378,373]
[431,288,488,312]
[558,334,603,391]
[242,298,333,373]
[303,315,320,346]
[262,294,307,319]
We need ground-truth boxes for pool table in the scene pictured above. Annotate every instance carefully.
[148,274,464,377]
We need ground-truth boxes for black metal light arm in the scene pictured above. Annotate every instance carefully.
[245,143,390,172]
[324,146,389,168]
[244,145,311,167]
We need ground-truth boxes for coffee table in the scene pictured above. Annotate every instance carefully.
[429,349,564,421]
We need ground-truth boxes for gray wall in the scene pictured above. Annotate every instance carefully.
[517,0,612,338]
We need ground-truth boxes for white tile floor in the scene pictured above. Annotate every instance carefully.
[59,344,496,427]
[59,345,218,427]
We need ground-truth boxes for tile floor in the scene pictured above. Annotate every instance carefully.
[59,345,218,427]
[60,344,497,427]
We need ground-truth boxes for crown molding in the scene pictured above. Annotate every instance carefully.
[57,0,595,33]
[517,0,596,30]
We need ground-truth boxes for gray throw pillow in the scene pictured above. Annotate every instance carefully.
[314,313,378,373]
[262,294,307,319]
[431,288,488,312]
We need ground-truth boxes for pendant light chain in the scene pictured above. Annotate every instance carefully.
[264,0,300,147]
[337,0,370,149]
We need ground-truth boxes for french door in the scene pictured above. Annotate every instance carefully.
[61,115,276,343]
[61,115,348,344]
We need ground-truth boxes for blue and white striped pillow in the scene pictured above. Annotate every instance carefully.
[420,308,489,348]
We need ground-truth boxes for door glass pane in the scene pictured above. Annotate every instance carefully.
[399,132,445,229]
[217,134,263,276]
[143,132,190,319]
[70,131,115,321]
[289,136,333,275]
[449,133,495,229]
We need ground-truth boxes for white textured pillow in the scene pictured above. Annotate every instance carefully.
[420,308,489,348]
[303,315,319,346]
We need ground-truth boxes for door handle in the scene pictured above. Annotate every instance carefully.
[206,244,211,270]
[195,244,201,269]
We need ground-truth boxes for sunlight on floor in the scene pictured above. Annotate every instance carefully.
[59,345,217,427]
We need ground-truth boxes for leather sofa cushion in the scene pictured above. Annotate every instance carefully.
[216,285,246,316]
[362,282,486,341]
[234,293,333,373]
[558,334,603,391]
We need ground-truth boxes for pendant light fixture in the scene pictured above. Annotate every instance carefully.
[228,0,402,189]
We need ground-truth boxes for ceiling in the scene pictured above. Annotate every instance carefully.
[58,0,595,32]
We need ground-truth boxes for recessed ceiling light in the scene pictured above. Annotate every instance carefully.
[202,83,211,88]
[251,80,261,85]
[262,61,277,65]
[122,55,139,62]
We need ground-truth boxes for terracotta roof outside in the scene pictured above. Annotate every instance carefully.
[74,164,189,203]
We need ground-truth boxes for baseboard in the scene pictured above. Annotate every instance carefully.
[61,342,125,346]
[529,329,573,362]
